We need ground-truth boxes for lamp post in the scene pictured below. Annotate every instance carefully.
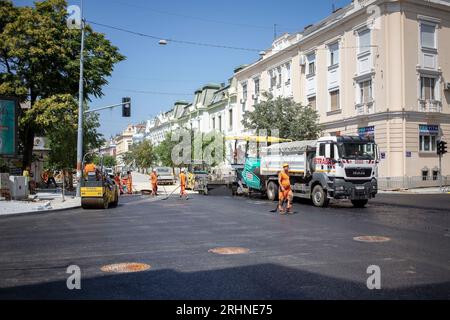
[76,0,85,197]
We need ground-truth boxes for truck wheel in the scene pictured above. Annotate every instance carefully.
[267,181,278,201]
[351,199,368,208]
[312,185,329,207]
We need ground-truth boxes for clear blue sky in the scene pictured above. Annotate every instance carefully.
[13,0,351,138]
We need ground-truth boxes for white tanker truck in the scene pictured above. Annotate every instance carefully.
[238,135,379,207]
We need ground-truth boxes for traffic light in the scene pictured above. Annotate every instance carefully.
[437,140,448,155]
[122,97,131,117]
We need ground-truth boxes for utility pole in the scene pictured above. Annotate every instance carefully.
[76,0,85,197]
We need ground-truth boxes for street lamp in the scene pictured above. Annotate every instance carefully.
[75,0,85,197]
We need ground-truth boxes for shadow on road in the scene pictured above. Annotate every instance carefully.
[0,263,448,300]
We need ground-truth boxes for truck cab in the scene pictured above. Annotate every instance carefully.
[311,136,378,207]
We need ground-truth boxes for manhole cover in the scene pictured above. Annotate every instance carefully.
[208,247,250,255]
[353,236,391,243]
[100,263,151,273]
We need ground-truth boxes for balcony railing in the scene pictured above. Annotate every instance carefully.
[355,100,375,115]
[418,100,442,112]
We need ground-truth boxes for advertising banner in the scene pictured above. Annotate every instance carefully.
[0,97,18,156]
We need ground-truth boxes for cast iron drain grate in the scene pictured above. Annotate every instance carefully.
[353,236,391,243]
[100,263,151,273]
[208,247,250,255]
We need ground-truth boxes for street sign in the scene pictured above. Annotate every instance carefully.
[0,97,18,157]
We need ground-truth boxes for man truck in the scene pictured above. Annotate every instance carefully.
[236,135,379,208]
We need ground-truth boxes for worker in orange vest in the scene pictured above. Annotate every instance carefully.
[114,172,123,194]
[84,163,96,175]
[179,168,188,200]
[126,171,133,195]
[150,169,158,196]
[278,163,293,214]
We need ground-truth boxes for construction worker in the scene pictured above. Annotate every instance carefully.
[114,172,123,195]
[179,168,188,200]
[278,163,293,214]
[84,162,96,175]
[46,169,57,188]
[126,171,133,195]
[150,169,158,196]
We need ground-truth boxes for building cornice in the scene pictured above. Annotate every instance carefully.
[322,110,450,129]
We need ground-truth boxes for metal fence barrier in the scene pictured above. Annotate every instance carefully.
[378,175,450,190]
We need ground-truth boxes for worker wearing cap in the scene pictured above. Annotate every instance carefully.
[278,163,293,214]
[150,169,158,196]
[179,168,188,200]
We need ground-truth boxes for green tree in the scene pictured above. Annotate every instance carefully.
[154,132,178,168]
[0,0,125,169]
[124,140,156,170]
[242,92,322,140]
[93,155,117,168]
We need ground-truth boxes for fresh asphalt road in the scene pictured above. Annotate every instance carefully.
[0,190,449,299]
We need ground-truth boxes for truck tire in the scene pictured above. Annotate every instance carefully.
[267,181,278,201]
[351,199,368,208]
[312,185,329,207]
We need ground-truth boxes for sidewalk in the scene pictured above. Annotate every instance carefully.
[0,192,80,217]
[379,186,450,194]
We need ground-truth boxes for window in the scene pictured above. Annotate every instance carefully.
[254,78,260,96]
[359,80,373,104]
[330,90,340,111]
[212,117,215,130]
[308,96,316,109]
[285,63,291,85]
[319,144,326,157]
[229,108,233,129]
[420,23,436,49]
[422,169,429,181]
[218,115,222,132]
[358,29,371,54]
[242,83,248,101]
[277,67,282,87]
[419,134,437,152]
[307,54,316,76]
[420,76,435,100]
[329,42,339,66]
[270,70,276,89]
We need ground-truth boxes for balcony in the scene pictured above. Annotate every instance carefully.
[418,99,442,112]
[355,100,375,115]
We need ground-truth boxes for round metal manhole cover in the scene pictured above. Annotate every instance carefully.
[100,263,151,273]
[208,247,250,255]
[353,236,391,243]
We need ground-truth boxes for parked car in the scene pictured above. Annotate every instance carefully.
[154,167,175,185]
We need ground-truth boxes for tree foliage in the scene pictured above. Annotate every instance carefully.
[124,140,156,170]
[93,154,116,168]
[0,0,125,168]
[154,132,178,168]
[242,92,322,141]
[29,94,104,170]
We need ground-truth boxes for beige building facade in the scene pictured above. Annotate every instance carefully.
[235,0,450,179]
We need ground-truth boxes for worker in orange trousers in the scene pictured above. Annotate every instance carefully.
[278,163,294,214]
[179,168,188,200]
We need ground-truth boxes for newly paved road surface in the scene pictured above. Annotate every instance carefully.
[0,191,449,299]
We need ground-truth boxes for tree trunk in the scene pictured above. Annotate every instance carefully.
[22,126,35,170]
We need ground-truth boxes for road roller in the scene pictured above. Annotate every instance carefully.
[81,171,119,209]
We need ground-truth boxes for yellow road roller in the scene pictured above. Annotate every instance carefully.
[81,171,119,209]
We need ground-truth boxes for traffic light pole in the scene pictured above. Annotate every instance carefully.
[84,102,129,114]
[439,153,442,192]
